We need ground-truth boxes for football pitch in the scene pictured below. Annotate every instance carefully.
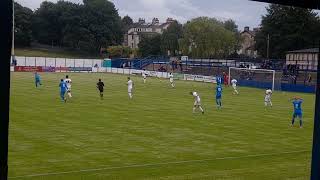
[9,72,315,180]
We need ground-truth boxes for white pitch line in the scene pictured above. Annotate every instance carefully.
[9,150,309,179]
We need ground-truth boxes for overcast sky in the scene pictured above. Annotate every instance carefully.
[16,0,270,30]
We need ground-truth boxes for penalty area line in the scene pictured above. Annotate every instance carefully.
[8,150,310,179]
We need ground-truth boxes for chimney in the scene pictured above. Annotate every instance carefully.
[152,18,159,25]
[138,18,145,24]
[244,26,250,32]
[166,18,174,23]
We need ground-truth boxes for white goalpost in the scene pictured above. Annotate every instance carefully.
[229,67,277,91]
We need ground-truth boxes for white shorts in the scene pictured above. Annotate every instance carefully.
[194,100,201,106]
[232,85,237,90]
[265,97,271,102]
[128,88,132,93]
[67,87,71,92]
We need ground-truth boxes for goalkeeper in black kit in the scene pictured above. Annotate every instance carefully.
[97,79,105,100]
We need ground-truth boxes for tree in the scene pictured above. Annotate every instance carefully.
[81,0,123,53]
[14,2,33,46]
[107,45,132,58]
[122,15,133,32]
[223,19,242,55]
[32,1,63,46]
[255,4,320,58]
[139,35,162,57]
[32,0,123,54]
[55,1,84,49]
[179,17,237,58]
[224,19,238,33]
[161,21,183,56]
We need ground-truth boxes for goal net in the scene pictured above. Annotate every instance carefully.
[229,67,281,91]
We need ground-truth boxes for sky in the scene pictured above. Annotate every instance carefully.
[16,0,270,30]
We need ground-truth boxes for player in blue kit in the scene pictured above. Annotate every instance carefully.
[34,72,42,88]
[216,84,222,109]
[290,97,304,128]
[59,79,67,102]
[216,76,222,85]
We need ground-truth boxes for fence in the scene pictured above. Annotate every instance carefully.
[11,56,103,68]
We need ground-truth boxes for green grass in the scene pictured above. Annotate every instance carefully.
[9,72,315,180]
[14,48,102,59]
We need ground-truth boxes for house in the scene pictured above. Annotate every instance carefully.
[238,26,259,58]
[124,18,175,49]
[286,48,318,70]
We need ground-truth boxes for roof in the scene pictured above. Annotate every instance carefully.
[287,48,319,53]
[240,28,260,37]
[159,22,171,28]
[241,31,255,37]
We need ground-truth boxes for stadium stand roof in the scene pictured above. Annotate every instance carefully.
[251,0,320,10]
[287,48,319,53]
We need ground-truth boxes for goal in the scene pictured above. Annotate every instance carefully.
[228,67,279,91]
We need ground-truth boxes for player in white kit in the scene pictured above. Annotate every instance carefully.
[127,77,134,99]
[142,71,147,84]
[64,75,72,98]
[231,79,239,95]
[190,92,204,114]
[265,89,273,107]
[169,73,175,88]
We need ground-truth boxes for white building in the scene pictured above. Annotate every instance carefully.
[238,26,259,58]
[125,18,175,49]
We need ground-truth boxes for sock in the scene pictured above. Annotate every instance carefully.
[219,101,222,107]
[129,93,132,99]
[300,119,303,127]
[270,102,273,107]
[292,118,295,125]
[60,93,65,101]
[199,106,204,112]
[193,107,196,113]
[265,102,268,107]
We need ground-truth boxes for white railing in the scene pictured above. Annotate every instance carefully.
[11,56,103,68]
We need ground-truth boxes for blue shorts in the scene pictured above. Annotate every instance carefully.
[216,96,221,99]
[293,112,302,118]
